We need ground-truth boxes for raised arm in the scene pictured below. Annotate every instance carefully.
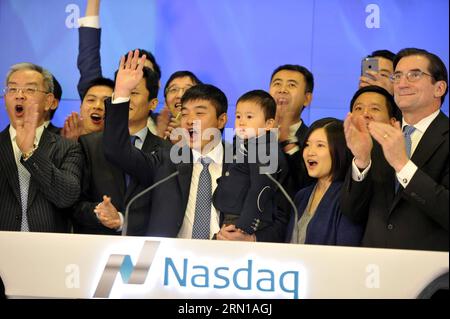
[77,0,102,98]
[103,51,160,187]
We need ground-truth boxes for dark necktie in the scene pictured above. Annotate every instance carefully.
[125,136,138,188]
[192,157,212,239]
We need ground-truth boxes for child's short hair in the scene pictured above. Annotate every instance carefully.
[236,90,276,121]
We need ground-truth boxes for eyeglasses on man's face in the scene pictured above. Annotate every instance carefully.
[165,85,193,96]
[389,70,433,83]
[3,86,49,96]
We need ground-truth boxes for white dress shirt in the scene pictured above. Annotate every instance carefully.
[352,109,441,188]
[177,142,223,239]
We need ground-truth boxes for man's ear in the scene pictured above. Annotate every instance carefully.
[148,98,158,112]
[43,93,55,112]
[389,117,397,126]
[304,92,313,107]
[217,112,227,130]
[434,80,447,99]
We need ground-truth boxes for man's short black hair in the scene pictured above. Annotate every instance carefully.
[270,64,314,93]
[123,49,161,80]
[164,71,202,98]
[81,77,115,101]
[350,85,401,121]
[368,50,395,62]
[181,84,228,117]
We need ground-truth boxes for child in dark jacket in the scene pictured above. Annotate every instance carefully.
[214,90,288,238]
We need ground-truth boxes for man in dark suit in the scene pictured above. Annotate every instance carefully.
[341,48,448,251]
[269,64,315,198]
[72,67,168,235]
[77,0,161,135]
[0,63,82,232]
[103,51,288,242]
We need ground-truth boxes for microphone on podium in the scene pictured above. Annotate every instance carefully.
[121,171,180,236]
[263,172,299,227]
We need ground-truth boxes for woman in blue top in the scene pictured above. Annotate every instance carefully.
[286,118,363,246]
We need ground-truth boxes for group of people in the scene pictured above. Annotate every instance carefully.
[0,0,448,254]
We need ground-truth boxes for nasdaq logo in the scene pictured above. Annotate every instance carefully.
[94,241,160,298]
[164,257,304,299]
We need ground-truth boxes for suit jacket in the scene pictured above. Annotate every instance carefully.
[46,122,62,136]
[286,181,363,246]
[72,130,168,235]
[295,120,308,147]
[0,127,82,232]
[103,100,289,242]
[341,112,449,251]
[284,120,314,198]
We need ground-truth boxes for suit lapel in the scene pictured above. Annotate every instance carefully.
[0,128,22,205]
[389,112,448,213]
[27,130,56,209]
[124,130,159,202]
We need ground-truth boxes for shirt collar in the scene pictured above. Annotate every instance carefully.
[192,141,224,164]
[132,126,148,143]
[9,124,46,146]
[402,109,440,134]
[289,120,302,137]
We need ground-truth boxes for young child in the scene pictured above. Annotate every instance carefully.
[214,90,288,237]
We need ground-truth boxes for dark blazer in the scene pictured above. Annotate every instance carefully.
[341,112,449,251]
[77,26,102,99]
[0,127,82,232]
[284,120,313,198]
[295,120,309,147]
[46,122,62,136]
[72,130,168,235]
[286,181,363,246]
[103,100,289,242]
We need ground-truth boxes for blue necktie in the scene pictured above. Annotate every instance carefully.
[17,154,30,231]
[125,136,138,188]
[395,125,416,192]
[192,157,212,239]
[403,125,416,159]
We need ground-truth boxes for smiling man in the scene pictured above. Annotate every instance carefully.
[72,67,168,235]
[342,48,449,251]
[0,62,82,232]
[103,51,286,242]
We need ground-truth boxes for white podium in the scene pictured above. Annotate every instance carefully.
[0,231,448,299]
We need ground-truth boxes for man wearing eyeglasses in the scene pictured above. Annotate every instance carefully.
[342,48,449,252]
[0,63,82,232]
